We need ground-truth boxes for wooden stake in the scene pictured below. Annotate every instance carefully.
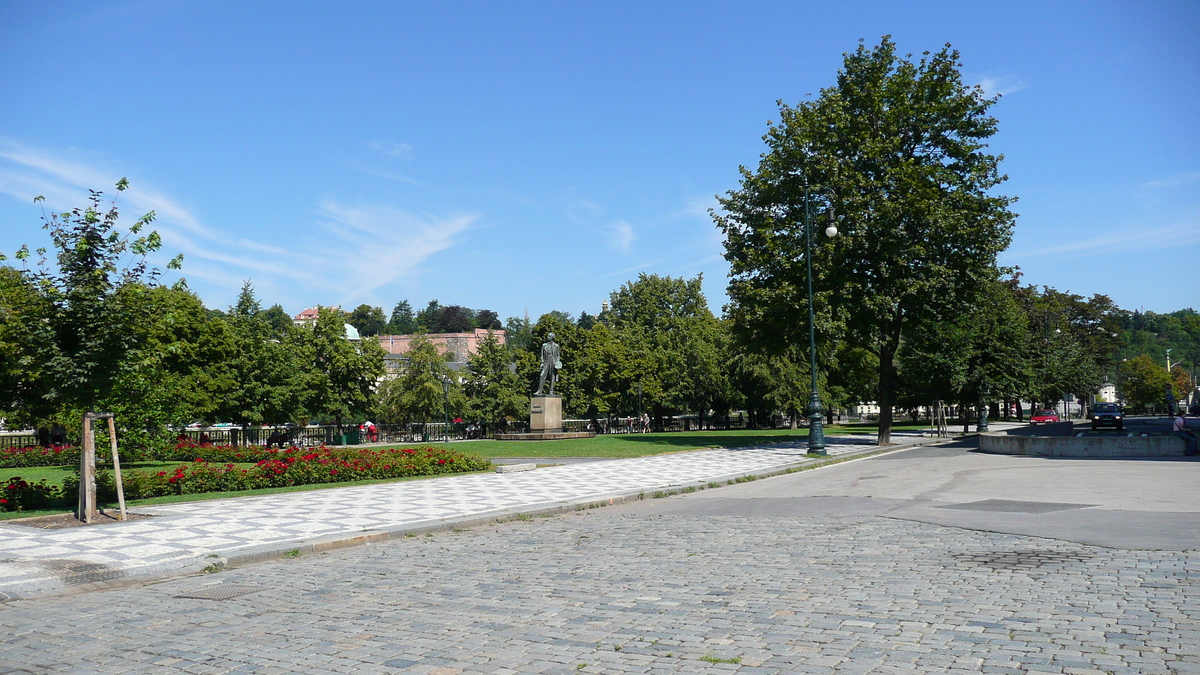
[78,414,97,523]
[107,416,126,521]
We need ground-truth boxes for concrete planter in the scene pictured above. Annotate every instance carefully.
[980,432,1189,458]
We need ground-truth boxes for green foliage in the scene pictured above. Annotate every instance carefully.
[0,476,65,511]
[388,300,417,334]
[715,37,1016,443]
[375,335,457,424]
[1121,354,1170,412]
[463,330,525,424]
[306,307,386,425]
[606,273,729,421]
[347,304,387,337]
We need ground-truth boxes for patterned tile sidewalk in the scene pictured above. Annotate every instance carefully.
[0,433,956,600]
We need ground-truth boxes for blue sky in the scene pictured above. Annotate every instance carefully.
[1,1,1197,323]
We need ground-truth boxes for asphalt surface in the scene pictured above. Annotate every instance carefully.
[3,436,1200,674]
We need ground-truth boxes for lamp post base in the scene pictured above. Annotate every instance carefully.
[807,392,827,456]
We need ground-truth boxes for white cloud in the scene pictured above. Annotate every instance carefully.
[368,140,413,159]
[607,220,636,255]
[976,75,1028,98]
[0,138,476,308]
[1143,172,1200,190]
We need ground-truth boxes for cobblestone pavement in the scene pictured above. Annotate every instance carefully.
[1,433,941,600]
[2,503,1198,674]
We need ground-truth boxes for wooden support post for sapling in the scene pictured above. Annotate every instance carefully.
[106,416,126,521]
[77,413,98,523]
[77,412,120,523]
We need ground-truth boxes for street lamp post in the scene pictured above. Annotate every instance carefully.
[441,376,451,443]
[977,384,989,433]
[636,382,643,433]
[800,177,838,456]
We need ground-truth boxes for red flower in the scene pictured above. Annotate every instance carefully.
[158,471,167,477]
[330,469,338,475]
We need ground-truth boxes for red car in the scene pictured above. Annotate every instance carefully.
[1030,409,1061,425]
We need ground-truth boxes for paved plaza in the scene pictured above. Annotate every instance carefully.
[0,434,902,601]
[5,429,1200,674]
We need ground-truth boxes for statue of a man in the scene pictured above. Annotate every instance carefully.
[535,332,562,396]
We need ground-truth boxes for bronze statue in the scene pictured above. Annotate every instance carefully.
[535,332,562,396]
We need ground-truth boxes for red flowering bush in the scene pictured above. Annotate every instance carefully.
[1,476,66,511]
[0,445,78,469]
[93,445,492,500]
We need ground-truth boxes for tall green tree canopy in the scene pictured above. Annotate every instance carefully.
[715,37,1016,444]
[1,180,182,425]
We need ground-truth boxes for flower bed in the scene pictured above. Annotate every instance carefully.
[1,476,66,512]
[84,445,492,501]
[0,445,78,469]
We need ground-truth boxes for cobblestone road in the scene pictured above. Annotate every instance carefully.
[4,501,1199,674]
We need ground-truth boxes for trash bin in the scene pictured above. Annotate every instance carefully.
[336,429,360,445]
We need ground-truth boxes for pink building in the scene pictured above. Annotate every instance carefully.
[377,328,506,373]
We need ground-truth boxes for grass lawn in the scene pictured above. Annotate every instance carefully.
[378,427,830,458]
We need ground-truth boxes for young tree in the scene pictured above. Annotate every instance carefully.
[1,180,183,426]
[1122,355,1170,413]
[715,37,1016,444]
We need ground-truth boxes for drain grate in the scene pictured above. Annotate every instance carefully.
[175,584,267,600]
[936,499,1093,514]
[953,549,1094,570]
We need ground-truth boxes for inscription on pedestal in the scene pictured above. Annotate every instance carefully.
[530,395,562,433]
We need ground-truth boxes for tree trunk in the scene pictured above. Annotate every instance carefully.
[877,343,897,446]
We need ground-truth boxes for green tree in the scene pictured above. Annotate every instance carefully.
[305,307,385,427]
[387,300,417,334]
[0,266,58,428]
[375,335,456,425]
[463,331,525,425]
[347,303,387,337]
[715,37,1016,444]
[607,274,729,425]
[435,305,477,333]
[1,180,183,432]
[1121,355,1170,413]
[416,300,442,331]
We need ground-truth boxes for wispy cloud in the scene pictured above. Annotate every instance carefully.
[314,200,474,302]
[1143,172,1200,190]
[1008,222,1200,260]
[976,75,1028,98]
[0,138,476,308]
[368,140,413,159]
[607,220,635,255]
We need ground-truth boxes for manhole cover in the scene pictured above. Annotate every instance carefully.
[953,549,1094,570]
[175,584,267,600]
[937,499,1093,514]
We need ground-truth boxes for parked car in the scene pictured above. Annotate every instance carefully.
[1089,402,1123,430]
[1030,409,1060,425]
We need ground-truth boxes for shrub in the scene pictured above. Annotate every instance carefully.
[1,476,66,511]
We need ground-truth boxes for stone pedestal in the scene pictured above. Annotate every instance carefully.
[529,395,562,433]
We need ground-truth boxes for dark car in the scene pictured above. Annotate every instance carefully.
[1090,402,1123,430]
